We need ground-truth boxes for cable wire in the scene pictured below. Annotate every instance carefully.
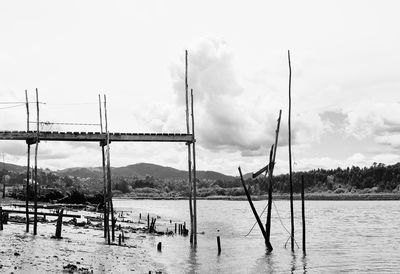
[0,103,25,110]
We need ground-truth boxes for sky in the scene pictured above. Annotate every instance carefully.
[1,0,400,176]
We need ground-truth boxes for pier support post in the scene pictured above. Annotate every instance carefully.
[55,209,64,238]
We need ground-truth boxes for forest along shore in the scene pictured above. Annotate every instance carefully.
[0,198,180,273]
[115,192,400,201]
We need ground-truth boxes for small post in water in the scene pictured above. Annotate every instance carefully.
[217,236,221,255]
[301,175,306,255]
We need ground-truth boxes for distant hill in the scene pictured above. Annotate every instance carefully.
[0,162,26,174]
[57,167,103,179]
[57,163,236,181]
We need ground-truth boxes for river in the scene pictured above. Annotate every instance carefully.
[113,199,400,273]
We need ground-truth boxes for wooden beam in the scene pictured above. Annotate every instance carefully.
[0,131,193,142]
[252,164,269,178]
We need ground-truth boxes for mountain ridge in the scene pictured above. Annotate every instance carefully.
[55,162,237,181]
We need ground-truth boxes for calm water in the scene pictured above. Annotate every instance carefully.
[113,199,400,273]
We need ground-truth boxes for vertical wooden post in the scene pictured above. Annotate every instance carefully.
[238,166,273,252]
[33,88,39,235]
[288,50,295,252]
[25,90,30,232]
[217,236,221,254]
[0,206,3,231]
[104,95,115,242]
[55,209,64,238]
[301,175,306,255]
[185,50,194,244]
[98,95,108,239]
[265,145,274,243]
[191,88,197,245]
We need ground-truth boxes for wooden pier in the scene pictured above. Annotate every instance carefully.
[0,131,193,143]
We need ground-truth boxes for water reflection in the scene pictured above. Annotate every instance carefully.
[291,253,297,273]
[186,245,199,273]
[301,255,308,273]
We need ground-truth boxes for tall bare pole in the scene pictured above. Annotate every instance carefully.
[33,88,39,235]
[25,90,30,232]
[185,50,194,244]
[104,95,115,242]
[288,50,294,252]
[301,175,306,255]
[98,94,108,239]
[191,88,197,245]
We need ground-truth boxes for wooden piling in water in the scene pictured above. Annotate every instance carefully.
[185,50,194,245]
[33,88,39,236]
[301,175,306,255]
[191,88,198,245]
[238,166,273,252]
[265,145,274,243]
[25,90,30,233]
[217,236,221,254]
[175,223,177,234]
[265,110,282,243]
[288,50,295,252]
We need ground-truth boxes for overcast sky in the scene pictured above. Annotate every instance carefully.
[1,1,400,175]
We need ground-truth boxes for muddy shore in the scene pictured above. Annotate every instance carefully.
[0,198,169,273]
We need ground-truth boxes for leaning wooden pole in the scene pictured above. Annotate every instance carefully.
[25,90,30,232]
[265,145,274,243]
[266,111,282,239]
[104,95,115,242]
[288,50,295,252]
[191,88,197,245]
[185,50,194,244]
[33,88,39,235]
[98,94,108,239]
[301,175,306,255]
[265,110,282,242]
[239,166,273,252]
